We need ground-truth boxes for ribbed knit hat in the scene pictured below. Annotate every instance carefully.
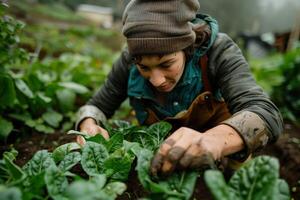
[122,0,200,56]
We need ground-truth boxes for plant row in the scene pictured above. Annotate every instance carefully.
[0,121,291,200]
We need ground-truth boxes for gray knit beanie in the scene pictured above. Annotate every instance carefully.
[122,0,200,56]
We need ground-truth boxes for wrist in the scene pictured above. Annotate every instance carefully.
[203,124,244,158]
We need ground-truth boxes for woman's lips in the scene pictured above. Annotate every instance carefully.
[157,83,172,91]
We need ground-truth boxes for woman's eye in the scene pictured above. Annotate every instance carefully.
[160,64,170,68]
[138,65,149,71]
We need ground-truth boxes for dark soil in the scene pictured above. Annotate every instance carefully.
[1,122,299,200]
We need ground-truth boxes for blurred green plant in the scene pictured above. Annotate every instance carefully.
[0,4,115,139]
[250,47,300,125]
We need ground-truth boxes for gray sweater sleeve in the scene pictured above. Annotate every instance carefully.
[208,33,283,158]
[75,49,131,130]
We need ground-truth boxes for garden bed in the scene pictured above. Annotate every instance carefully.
[1,122,299,200]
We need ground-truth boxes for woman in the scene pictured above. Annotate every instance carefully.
[76,0,283,176]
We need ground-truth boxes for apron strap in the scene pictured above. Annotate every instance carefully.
[200,54,212,92]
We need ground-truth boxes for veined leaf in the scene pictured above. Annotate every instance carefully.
[103,149,134,181]
[81,142,109,176]
[0,186,22,200]
[204,170,235,200]
[228,156,280,200]
[103,182,126,199]
[65,175,112,200]
[14,78,34,99]
[58,152,81,172]
[23,150,55,176]
[45,165,68,200]
[136,149,196,199]
[52,142,81,163]
[42,110,63,128]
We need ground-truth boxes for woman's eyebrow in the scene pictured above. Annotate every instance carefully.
[159,58,175,65]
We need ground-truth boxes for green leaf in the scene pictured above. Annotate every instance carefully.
[103,182,126,199]
[81,142,109,176]
[136,149,197,199]
[0,73,16,107]
[58,82,89,94]
[275,179,290,200]
[228,156,288,200]
[36,92,52,104]
[3,153,25,181]
[103,149,134,181]
[65,176,112,200]
[52,142,81,163]
[58,152,81,172]
[45,165,68,200]
[0,186,22,200]
[204,170,235,200]
[56,88,76,112]
[0,117,13,139]
[123,140,142,156]
[106,133,124,153]
[23,150,56,176]
[42,110,63,128]
[14,78,34,99]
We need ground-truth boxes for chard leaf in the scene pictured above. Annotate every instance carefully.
[106,133,124,153]
[14,78,34,99]
[52,142,81,163]
[147,122,172,147]
[65,175,112,200]
[86,134,108,146]
[275,179,290,200]
[45,165,68,200]
[136,149,196,199]
[58,152,81,172]
[204,170,235,200]
[0,186,22,200]
[21,172,46,200]
[81,142,109,176]
[103,182,126,199]
[56,88,76,112]
[228,156,280,200]
[123,140,142,156]
[23,150,55,176]
[42,110,63,128]
[58,82,89,94]
[103,149,134,181]
[130,122,172,151]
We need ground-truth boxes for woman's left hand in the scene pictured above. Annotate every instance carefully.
[150,127,223,176]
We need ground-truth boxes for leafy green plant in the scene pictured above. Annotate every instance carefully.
[0,121,291,200]
[204,156,290,200]
[250,47,300,124]
[0,4,117,139]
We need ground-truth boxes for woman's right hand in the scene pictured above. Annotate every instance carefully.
[76,118,109,146]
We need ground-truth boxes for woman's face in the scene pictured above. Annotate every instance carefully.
[136,51,186,93]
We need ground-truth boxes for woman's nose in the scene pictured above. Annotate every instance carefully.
[149,70,166,87]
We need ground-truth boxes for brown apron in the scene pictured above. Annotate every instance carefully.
[143,55,249,171]
[144,55,231,132]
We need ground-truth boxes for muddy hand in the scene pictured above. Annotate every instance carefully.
[151,127,218,176]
